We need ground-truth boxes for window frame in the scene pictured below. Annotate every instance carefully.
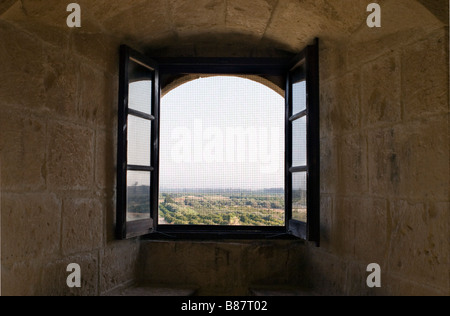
[116,46,160,239]
[116,41,319,243]
[286,42,320,245]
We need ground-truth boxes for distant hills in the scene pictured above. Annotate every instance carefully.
[159,187,285,194]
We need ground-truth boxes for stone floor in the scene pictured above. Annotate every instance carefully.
[106,284,315,296]
[106,285,198,296]
[249,288,317,296]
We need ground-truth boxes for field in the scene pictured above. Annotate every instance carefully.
[159,191,286,226]
[127,187,307,226]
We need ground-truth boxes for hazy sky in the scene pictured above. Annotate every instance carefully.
[159,76,285,191]
[127,76,309,191]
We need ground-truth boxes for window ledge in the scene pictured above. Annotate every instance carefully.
[142,230,304,241]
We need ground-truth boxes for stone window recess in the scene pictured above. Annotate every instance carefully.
[116,40,320,244]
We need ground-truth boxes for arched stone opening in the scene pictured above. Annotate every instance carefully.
[161,73,285,98]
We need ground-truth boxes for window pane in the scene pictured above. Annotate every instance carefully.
[159,76,285,227]
[128,55,153,116]
[129,80,152,115]
[292,172,307,222]
[127,171,151,222]
[292,80,306,114]
[292,116,307,167]
[128,115,151,166]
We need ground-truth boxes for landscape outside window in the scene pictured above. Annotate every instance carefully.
[126,76,307,226]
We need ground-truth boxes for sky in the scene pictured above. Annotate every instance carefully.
[127,76,309,191]
[159,76,286,191]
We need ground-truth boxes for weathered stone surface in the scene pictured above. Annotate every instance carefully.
[1,260,41,296]
[402,28,448,120]
[0,21,46,110]
[332,197,362,256]
[1,193,61,263]
[78,65,116,127]
[42,50,79,118]
[383,273,449,296]
[107,285,197,296]
[263,0,322,52]
[47,122,94,190]
[320,71,360,136]
[105,0,172,48]
[361,52,401,126]
[226,0,275,36]
[195,32,264,57]
[141,240,307,296]
[353,198,388,263]
[387,200,449,289]
[72,32,120,73]
[368,116,449,199]
[303,249,347,296]
[319,195,333,249]
[95,130,115,190]
[100,241,140,294]
[325,0,368,35]
[11,0,67,26]
[319,40,348,82]
[319,80,338,137]
[417,0,449,24]
[171,0,226,37]
[1,1,70,48]
[368,128,402,197]
[62,198,103,255]
[0,109,46,191]
[320,137,338,194]
[1,0,444,58]
[0,0,16,16]
[335,72,361,132]
[347,1,443,64]
[338,133,368,195]
[0,0,448,298]
[37,252,99,296]
[242,241,307,290]
[345,261,382,296]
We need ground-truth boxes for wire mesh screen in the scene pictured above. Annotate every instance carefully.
[159,76,285,226]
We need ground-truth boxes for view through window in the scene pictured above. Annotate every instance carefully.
[158,76,287,227]
[118,45,319,240]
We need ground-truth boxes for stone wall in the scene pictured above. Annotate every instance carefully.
[0,0,448,296]
[139,23,449,296]
[313,24,449,295]
[140,240,309,296]
[0,19,139,296]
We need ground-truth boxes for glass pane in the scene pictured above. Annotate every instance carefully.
[292,172,307,222]
[128,58,153,115]
[129,80,152,114]
[128,115,151,166]
[292,116,307,167]
[127,171,151,222]
[292,80,306,114]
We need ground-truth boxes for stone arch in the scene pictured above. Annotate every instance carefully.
[1,0,445,58]
[161,73,285,98]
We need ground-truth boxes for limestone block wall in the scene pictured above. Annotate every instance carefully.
[140,240,309,296]
[0,0,448,296]
[0,19,139,296]
[312,24,449,295]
